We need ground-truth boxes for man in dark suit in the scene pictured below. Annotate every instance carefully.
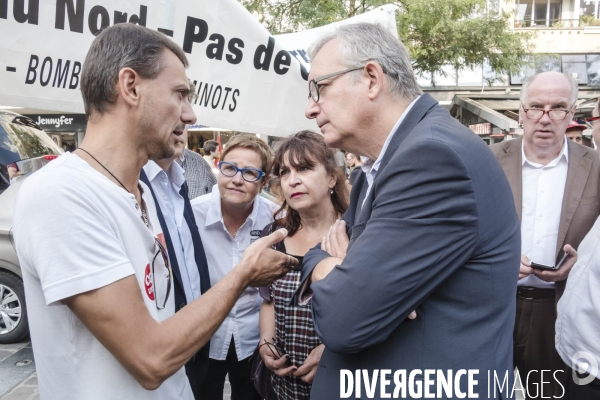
[140,132,213,399]
[490,71,600,398]
[296,22,523,399]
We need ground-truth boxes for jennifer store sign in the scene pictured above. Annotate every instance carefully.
[26,114,87,132]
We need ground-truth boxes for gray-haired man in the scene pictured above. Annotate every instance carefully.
[491,71,600,397]
[297,22,521,399]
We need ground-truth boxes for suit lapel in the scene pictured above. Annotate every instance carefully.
[355,94,438,226]
[378,93,438,174]
[496,139,523,222]
[342,170,366,230]
[556,143,593,259]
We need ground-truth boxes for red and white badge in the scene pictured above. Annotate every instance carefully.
[144,263,155,300]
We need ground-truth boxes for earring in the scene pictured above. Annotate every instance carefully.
[330,188,334,195]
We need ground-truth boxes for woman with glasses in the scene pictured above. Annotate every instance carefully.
[191,134,278,400]
[258,131,348,400]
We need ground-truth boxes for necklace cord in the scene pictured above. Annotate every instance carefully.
[78,147,130,193]
[77,148,149,227]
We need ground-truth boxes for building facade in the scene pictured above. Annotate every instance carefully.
[424,0,600,144]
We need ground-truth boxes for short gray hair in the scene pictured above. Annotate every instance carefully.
[308,23,422,101]
[81,23,188,119]
[519,72,579,106]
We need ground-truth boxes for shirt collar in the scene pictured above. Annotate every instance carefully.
[167,160,186,188]
[521,136,569,168]
[361,95,421,176]
[204,184,261,229]
[143,160,163,182]
[143,160,186,189]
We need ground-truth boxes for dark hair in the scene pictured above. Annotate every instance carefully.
[204,140,219,155]
[81,23,188,119]
[272,131,348,236]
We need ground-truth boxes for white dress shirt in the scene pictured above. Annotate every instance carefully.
[143,161,202,303]
[191,186,279,361]
[556,216,600,379]
[361,96,420,207]
[519,138,569,289]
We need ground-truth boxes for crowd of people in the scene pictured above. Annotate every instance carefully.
[9,20,600,400]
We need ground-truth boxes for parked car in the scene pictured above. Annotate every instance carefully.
[0,110,63,343]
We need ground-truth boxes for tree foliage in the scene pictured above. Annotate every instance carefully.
[240,0,534,84]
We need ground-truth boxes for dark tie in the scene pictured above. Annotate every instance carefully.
[139,169,211,391]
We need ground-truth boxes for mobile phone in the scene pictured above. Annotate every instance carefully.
[531,252,569,271]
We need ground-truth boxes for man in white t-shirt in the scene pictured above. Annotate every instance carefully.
[13,24,295,400]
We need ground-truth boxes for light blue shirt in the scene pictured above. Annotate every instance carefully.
[191,186,279,361]
[143,161,201,303]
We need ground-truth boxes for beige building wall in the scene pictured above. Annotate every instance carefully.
[504,0,600,53]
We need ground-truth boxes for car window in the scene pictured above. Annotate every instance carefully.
[0,116,62,166]
[0,113,63,192]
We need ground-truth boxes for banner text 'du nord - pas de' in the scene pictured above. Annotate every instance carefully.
[0,0,397,137]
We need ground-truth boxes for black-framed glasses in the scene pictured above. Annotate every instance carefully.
[218,161,264,182]
[521,103,575,121]
[585,116,600,129]
[152,238,172,310]
[308,66,364,103]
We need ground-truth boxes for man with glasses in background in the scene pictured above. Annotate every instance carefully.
[12,24,294,400]
[491,71,600,398]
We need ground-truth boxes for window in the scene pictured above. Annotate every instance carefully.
[588,54,600,87]
[562,55,588,84]
[515,0,563,26]
[580,0,599,19]
[510,54,600,86]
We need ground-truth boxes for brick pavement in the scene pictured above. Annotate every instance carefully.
[0,341,231,400]
[3,341,528,400]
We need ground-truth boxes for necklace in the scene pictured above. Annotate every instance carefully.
[78,147,130,192]
[78,147,149,226]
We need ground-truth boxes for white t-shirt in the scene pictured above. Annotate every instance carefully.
[13,153,193,400]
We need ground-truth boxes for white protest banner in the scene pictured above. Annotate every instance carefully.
[0,1,396,137]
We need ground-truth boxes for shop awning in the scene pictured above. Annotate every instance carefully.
[452,95,520,132]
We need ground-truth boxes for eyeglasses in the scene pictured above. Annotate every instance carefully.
[218,161,264,182]
[585,116,600,129]
[521,103,575,121]
[152,238,172,310]
[308,66,364,103]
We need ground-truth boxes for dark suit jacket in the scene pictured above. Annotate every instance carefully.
[298,94,521,399]
[139,169,211,397]
[490,138,600,301]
